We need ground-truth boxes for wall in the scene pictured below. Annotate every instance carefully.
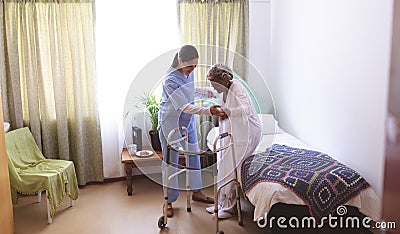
[269,0,393,205]
[248,0,274,113]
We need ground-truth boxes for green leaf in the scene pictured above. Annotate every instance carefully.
[140,93,161,132]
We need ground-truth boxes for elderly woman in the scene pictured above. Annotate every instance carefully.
[206,64,262,219]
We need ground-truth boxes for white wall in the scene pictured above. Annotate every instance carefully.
[248,0,274,113]
[270,0,393,204]
[249,1,270,83]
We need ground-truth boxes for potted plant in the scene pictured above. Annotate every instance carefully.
[140,93,162,151]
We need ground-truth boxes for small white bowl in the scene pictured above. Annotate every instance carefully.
[4,122,10,133]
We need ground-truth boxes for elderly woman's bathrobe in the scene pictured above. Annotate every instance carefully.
[217,79,262,213]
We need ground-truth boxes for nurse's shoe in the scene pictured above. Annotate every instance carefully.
[192,191,214,204]
[163,203,174,218]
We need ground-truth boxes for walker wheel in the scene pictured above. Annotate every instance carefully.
[239,220,243,226]
[158,216,166,229]
[216,231,224,234]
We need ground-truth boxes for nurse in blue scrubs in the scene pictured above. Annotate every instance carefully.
[159,45,223,217]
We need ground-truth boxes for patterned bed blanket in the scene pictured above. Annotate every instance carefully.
[241,144,370,220]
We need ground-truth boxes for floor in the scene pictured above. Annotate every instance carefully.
[13,176,266,234]
[12,175,392,234]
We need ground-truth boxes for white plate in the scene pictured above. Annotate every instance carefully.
[135,150,154,158]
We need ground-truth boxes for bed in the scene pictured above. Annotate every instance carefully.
[240,114,380,224]
[207,114,380,225]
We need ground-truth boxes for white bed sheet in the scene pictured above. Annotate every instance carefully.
[245,131,381,222]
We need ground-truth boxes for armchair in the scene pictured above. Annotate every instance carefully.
[5,127,79,223]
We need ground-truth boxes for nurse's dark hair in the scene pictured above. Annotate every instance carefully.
[207,64,233,81]
[171,45,199,68]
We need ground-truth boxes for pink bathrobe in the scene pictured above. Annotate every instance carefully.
[217,79,262,211]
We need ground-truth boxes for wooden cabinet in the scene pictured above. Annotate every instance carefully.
[0,91,14,233]
[382,0,400,228]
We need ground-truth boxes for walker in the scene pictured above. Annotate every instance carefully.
[157,126,243,234]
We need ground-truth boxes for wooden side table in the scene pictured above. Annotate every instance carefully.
[121,146,162,196]
[121,146,212,196]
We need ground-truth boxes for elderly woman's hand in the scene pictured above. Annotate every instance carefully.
[219,112,228,120]
[210,105,225,117]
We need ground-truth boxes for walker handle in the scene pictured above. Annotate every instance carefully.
[167,126,188,146]
[213,132,233,153]
[219,132,230,139]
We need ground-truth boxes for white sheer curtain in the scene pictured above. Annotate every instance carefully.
[95,0,180,178]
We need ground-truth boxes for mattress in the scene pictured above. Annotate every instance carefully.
[244,131,381,222]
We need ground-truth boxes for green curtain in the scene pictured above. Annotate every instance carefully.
[178,0,249,151]
[178,0,248,83]
[0,0,103,185]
